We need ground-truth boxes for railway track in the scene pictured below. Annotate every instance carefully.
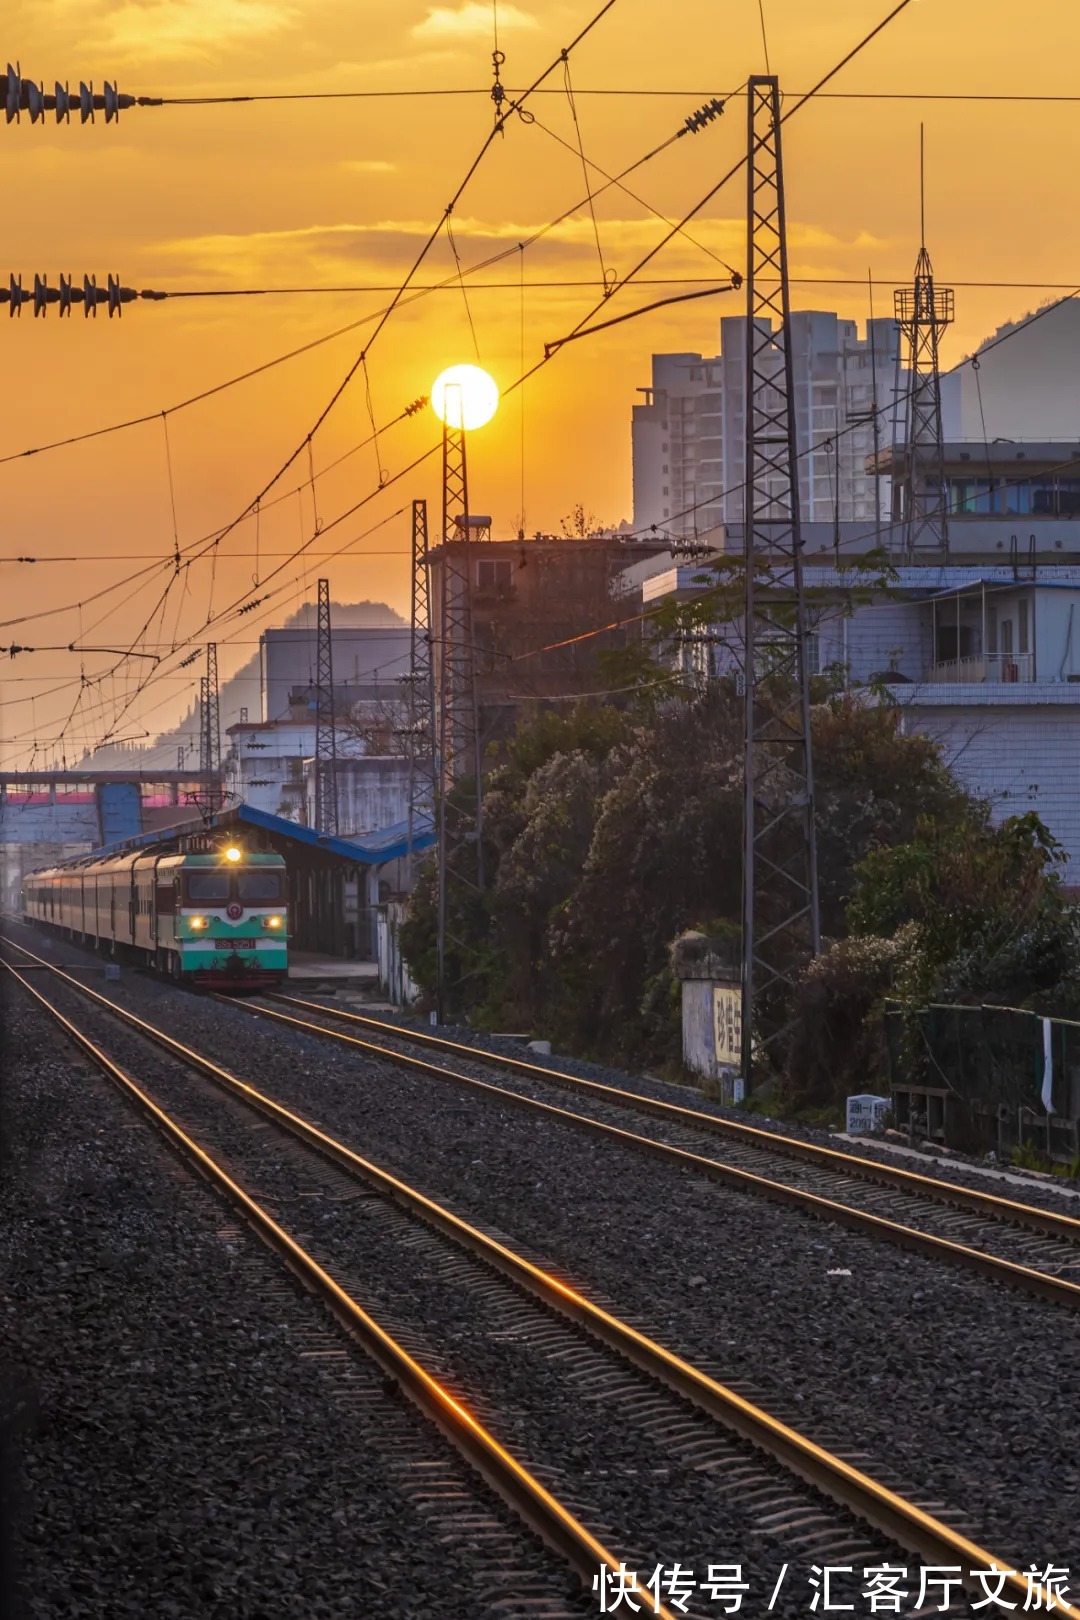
[2,936,1076,1617]
[219,988,1080,1311]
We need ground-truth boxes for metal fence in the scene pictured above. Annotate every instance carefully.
[883,1001,1080,1164]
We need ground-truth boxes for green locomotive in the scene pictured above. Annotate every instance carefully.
[23,843,288,990]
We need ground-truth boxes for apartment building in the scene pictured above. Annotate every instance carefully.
[632,311,963,538]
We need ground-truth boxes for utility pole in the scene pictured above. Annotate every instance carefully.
[435,383,487,1021]
[895,126,953,559]
[406,499,437,884]
[741,75,821,1081]
[313,579,338,836]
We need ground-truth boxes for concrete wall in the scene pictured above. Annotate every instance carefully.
[897,700,1080,870]
[305,756,410,839]
[1034,590,1080,681]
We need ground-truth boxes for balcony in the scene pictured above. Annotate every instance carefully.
[927,652,1035,684]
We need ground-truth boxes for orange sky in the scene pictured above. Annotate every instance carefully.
[2,0,1079,769]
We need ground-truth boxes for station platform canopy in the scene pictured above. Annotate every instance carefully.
[67,801,434,869]
[24,802,434,961]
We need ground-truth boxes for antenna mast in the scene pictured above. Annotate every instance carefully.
[895,124,954,559]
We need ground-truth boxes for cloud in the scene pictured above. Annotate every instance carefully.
[94,0,299,60]
[412,1,537,39]
[339,160,397,175]
[159,216,893,295]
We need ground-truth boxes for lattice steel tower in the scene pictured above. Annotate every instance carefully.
[741,76,821,1077]
[313,578,339,836]
[405,498,437,879]
[435,384,487,1019]
[200,642,221,815]
[895,130,953,558]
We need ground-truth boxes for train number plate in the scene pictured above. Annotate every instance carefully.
[216,938,257,950]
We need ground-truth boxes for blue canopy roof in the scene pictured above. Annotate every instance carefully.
[75,802,434,867]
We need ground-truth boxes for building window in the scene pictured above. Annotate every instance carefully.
[476,559,513,593]
[1018,599,1029,655]
[662,486,669,496]
[662,464,668,474]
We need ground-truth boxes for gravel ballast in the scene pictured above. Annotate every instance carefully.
[0,979,589,1620]
[7,923,1080,1594]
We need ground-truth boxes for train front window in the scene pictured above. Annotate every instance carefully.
[237,870,283,902]
[185,871,230,902]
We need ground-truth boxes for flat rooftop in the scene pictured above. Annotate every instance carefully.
[869,441,1080,478]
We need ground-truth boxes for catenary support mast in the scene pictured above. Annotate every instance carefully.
[313,578,339,836]
[435,386,487,1020]
[741,75,821,1080]
[406,498,437,882]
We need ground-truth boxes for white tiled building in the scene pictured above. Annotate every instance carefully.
[636,554,1080,877]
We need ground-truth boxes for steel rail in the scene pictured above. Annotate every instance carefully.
[0,956,677,1620]
[231,993,1080,1311]
[2,950,1074,1605]
[271,993,1080,1246]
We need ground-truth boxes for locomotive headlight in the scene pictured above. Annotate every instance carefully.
[224,846,242,863]
[189,916,208,930]
[263,916,283,929]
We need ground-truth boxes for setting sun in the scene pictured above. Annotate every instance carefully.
[430,363,499,432]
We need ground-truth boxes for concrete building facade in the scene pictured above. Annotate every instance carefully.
[631,311,963,539]
[425,529,671,757]
[260,625,411,724]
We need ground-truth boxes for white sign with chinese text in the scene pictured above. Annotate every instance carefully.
[712,986,742,1066]
[846,1094,889,1135]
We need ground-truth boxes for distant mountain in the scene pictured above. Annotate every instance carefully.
[76,598,405,773]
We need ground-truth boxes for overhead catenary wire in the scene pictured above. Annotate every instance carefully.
[53,0,632,737]
[110,86,1080,105]
[19,3,718,756]
[0,506,413,763]
[0,7,1058,760]
[546,0,920,355]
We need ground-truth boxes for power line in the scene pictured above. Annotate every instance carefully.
[7,273,1080,303]
[545,0,920,353]
[34,0,634,756]
[61,86,1080,106]
[1,550,410,563]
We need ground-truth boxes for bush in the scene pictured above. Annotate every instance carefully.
[782,929,916,1111]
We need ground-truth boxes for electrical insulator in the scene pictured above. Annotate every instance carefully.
[5,63,21,124]
[107,273,135,316]
[6,273,27,317]
[1,69,158,126]
[1,272,161,316]
[683,96,725,136]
